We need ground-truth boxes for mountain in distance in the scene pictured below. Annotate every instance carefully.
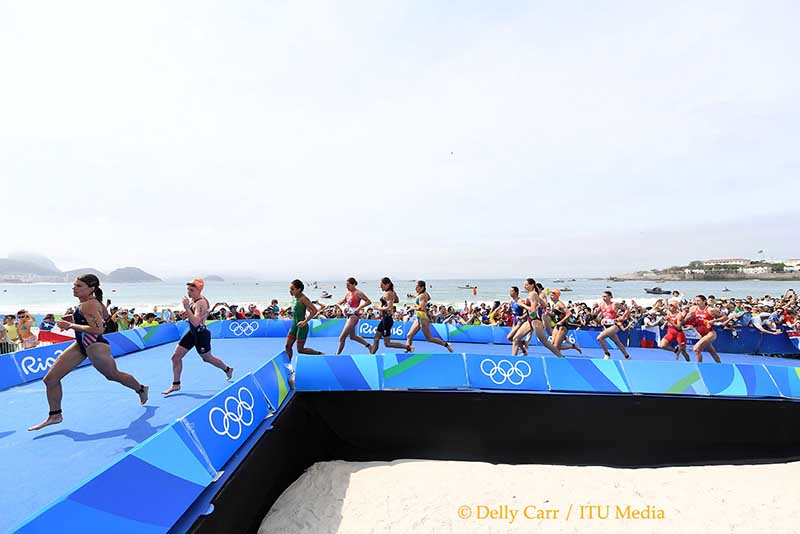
[0,258,62,276]
[205,275,225,282]
[7,252,61,274]
[107,267,162,283]
[63,268,107,281]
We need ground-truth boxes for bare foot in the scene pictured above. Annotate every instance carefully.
[28,413,63,431]
[445,342,454,353]
[404,343,414,353]
[574,342,582,354]
[138,385,149,405]
[162,383,181,395]
[226,367,234,381]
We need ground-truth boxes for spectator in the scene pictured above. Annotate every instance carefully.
[39,314,56,331]
[16,310,39,349]
[140,313,159,328]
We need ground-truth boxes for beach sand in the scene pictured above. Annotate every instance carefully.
[259,459,800,534]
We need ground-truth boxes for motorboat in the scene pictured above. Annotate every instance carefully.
[644,287,672,295]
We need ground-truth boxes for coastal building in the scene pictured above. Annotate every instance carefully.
[784,259,800,272]
[741,266,770,275]
[702,258,751,267]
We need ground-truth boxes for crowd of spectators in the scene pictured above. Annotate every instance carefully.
[3,289,797,353]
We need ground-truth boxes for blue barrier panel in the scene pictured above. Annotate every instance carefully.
[757,331,800,355]
[138,323,181,349]
[0,354,22,390]
[263,319,292,338]
[544,357,631,394]
[294,354,383,392]
[492,326,513,345]
[15,422,214,533]
[106,330,144,357]
[712,328,760,354]
[411,323,448,342]
[203,321,225,339]
[698,363,782,398]
[448,325,494,344]
[179,374,271,471]
[221,320,268,339]
[309,318,346,338]
[465,354,547,391]
[764,365,800,399]
[13,342,74,383]
[252,351,292,410]
[176,320,191,337]
[622,360,708,396]
[382,353,467,390]
[355,319,409,341]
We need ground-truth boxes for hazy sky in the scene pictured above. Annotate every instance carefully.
[1,1,798,280]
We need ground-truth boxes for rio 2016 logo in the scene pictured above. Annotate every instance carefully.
[20,349,64,375]
[357,322,404,337]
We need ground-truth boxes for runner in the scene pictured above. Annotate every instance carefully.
[549,289,582,354]
[369,277,408,353]
[659,298,691,361]
[685,294,722,363]
[28,274,148,431]
[335,277,372,354]
[404,280,454,353]
[513,278,562,357]
[507,286,528,355]
[596,290,632,360]
[162,278,234,395]
[285,279,324,360]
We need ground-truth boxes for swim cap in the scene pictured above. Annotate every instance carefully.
[187,278,205,291]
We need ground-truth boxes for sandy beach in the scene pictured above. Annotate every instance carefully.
[259,459,800,534]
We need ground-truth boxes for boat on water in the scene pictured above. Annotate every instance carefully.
[320,291,332,299]
[722,287,731,292]
[458,284,476,289]
[553,279,565,283]
[644,287,672,295]
[559,287,573,292]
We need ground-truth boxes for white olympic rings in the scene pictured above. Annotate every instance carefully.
[229,321,260,337]
[208,387,255,439]
[480,358,532,386]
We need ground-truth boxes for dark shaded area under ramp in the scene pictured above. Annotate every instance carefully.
[187,390,800,534]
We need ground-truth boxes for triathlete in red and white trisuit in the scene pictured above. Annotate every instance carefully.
[685,294,722,363]
[596,291,631,360]
[335,277,372,355]
[659,299,690,361]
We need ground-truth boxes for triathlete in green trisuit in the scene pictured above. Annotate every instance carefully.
[285,279,323,360]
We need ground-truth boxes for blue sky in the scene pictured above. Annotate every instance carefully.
[1,1,798,279]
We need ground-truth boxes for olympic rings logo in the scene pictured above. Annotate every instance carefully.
[229,321,260,337]
[480,358,532,386]
[208,387,255,440]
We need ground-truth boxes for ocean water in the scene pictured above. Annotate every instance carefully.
[1,278,797,315]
